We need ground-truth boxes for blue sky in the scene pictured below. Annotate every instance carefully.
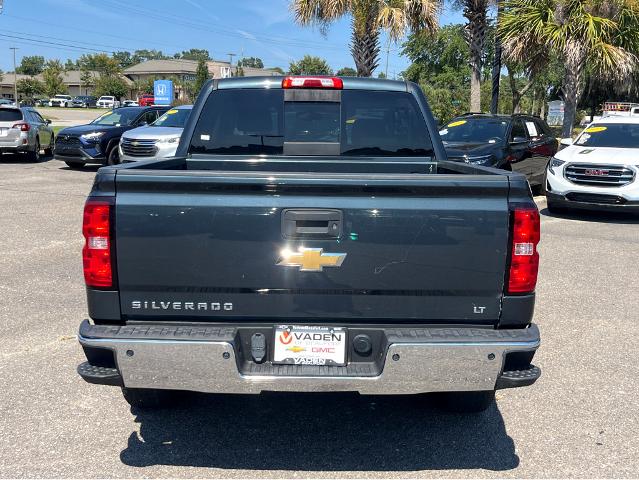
[0,0,464,76]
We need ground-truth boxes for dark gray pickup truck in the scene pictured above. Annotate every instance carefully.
[77,76,541,413]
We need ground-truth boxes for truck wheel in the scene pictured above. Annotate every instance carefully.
[27,138,40,162]
[437,391,495,413]
[64,160,85,169]
[121,387,178,409]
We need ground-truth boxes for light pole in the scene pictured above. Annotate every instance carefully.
[490,1,503,114]
[10,47,19,104]
[227,53,236,76]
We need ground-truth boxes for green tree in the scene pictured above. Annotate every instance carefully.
[500,0,639,137]
[377,71,387,78]
[237,57,264,68]
[78,53,121,76]
[133,49,167,62]
[336,66,357,76]
[292,0,441,77]
[64,59,77,71]
[454,0,491,111]
[41,60,66,97]
[80,68,95,96]
[402,24,470,80]
[402,25,472,120]
[16,55,45,75]
[179,48,210,61]
[93,75,129,99]
[16,77,45,100]
[288,55,333,75]
[194,59,210,95]
[113,51,136,69]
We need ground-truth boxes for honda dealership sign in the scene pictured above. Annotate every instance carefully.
[154,80,173,106]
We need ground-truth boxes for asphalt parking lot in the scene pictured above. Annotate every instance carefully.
[1,156,638,478]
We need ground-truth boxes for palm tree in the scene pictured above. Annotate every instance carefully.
[455,0,491,111]
[291,0,441,77]
[500,0,639,137]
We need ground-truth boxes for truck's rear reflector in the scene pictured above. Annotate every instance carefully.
[282,76,343,89]
[507,207,540,294]
[82,198,114,288]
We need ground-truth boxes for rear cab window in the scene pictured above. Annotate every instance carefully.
[189,89,433,157]
[0,109,23,122]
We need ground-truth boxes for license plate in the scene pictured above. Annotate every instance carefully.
[273,325,346,366]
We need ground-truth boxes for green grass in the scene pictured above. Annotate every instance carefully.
[52,126,66,136]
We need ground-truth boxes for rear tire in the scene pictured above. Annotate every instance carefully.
[436,391,495,413]
[121,387,179,409]
[27,138,40,162]
[44,134,54,156]
[64,160,85,169]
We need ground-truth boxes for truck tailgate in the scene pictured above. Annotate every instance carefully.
[114,171,510,324]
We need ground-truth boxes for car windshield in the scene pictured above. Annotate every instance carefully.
[152,108,191,128]
[189,89,432,157]
[574,123,639,148]
[91,108,139,126]
[439,118,509,143]
[55,95,69,99]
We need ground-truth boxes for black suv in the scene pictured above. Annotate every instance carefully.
[71,96,97,108]
[54,106,169,168]
[440,113,558,187]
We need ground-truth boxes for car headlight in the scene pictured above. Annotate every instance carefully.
[465,154,493,164]
[157,136,180,144]
[81,132,105,141]
[548,157,565,175]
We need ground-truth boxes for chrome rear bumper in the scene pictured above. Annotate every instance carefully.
[78,320,540,394]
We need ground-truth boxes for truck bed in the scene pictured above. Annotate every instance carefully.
[90,157,531,326]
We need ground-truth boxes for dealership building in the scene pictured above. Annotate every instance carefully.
[1,58,280,101]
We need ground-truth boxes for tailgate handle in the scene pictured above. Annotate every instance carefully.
[282,209,342,239]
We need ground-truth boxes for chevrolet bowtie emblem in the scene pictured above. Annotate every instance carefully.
[277,248,347,272]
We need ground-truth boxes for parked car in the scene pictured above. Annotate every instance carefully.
[138,94,154,106]
[71,96,97,108]
[54,106,170,168]
[545,116,639,212]
[76,76,541,413]
[0,105,54,161]
[35,97,49,107]
[441,113,558,188]
[121,100,139,107]
[49,94,73,107]
[96,96,120,108]
[0,98,16,106]
[119,105,192,162]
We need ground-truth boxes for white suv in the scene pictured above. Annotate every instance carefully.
[96,96,120,108]
[545,116,639,213]
[49,95,73,107]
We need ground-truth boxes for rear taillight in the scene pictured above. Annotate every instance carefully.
[12,122,30,132]
[82,198,114,288]
[282,76,343,89]
[507,206,540,294]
